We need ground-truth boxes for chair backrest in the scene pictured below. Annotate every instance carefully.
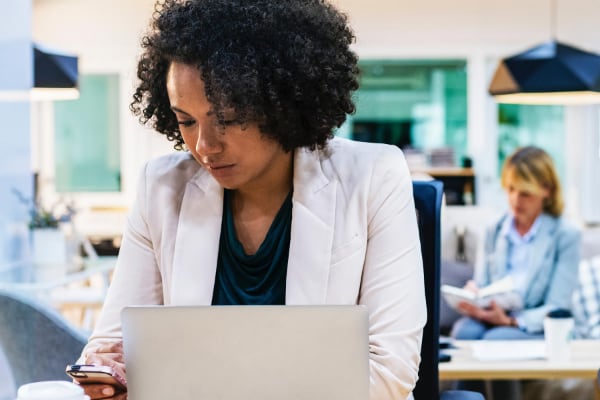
[412,180,444,400]
[0,289,88,388]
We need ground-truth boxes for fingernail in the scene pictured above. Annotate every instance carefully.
[102,387,115,396]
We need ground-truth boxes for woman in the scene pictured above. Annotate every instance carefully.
[452,146,580,339]
[77,1,426,399]
[451,146,581,398]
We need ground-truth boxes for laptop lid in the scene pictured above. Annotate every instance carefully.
[121,305,369,400]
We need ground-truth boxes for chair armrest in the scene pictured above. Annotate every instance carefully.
[441,390,485,400]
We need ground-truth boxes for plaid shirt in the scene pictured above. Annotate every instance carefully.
[572,256,600,339]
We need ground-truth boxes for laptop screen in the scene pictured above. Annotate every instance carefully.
[121,305,369,400]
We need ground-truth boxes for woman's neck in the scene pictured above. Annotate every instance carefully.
[229,155,293,255]
[513,214,540,237]
[232,155,293,213]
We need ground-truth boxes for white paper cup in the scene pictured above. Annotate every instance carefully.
[17,381,90,400]
[544,310,574,362]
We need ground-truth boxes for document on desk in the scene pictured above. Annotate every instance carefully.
[471,340,546,361]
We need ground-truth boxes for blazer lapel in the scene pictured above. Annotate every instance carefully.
[522,215,555,301]
[491,228,509,283]
[286,147,336,305]
[171,170,223,305]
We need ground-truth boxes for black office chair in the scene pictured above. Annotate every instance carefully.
[412,181,484,400]
[0,289,88,388]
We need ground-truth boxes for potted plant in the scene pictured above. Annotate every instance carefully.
[12,188,76,273]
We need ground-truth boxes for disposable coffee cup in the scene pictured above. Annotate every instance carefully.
[544,309,574,362]
[16,381,90,400]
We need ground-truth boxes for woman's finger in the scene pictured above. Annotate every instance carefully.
[79,383,120,400]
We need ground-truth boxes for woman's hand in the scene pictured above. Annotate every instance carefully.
[78,341,127,399]
[462,280,479,294]
[457,300,514,326]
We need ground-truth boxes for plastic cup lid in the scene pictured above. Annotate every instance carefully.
[546,308,573,318]
[546,309,573,318]
[17,381,90,400]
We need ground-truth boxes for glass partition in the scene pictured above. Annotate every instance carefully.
[53,74,121,192]
[345,59,468,167]
[497,104,565,182]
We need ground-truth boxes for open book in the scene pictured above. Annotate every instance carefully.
[441,276,523,311]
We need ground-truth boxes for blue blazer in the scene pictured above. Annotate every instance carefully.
[475,213,581,333]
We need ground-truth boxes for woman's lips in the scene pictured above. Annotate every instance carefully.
[207,163,233,170]
[205,163,235,177]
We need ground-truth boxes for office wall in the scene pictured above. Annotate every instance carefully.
[33,0,600,68]
[340,0,600,55]
[32,0,600,222]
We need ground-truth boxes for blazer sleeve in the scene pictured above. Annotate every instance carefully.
[80,162,164,359]
[519,223,581,333]
[358,148,427,400]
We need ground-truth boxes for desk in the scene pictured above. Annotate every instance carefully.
[0,257,117,328]
[440,340,600,380]
[0,256,116,293]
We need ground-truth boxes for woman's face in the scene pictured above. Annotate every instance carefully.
[166,62,292,192]
[505,176,549,226]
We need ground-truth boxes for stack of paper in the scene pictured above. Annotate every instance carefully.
[471,340,546,361]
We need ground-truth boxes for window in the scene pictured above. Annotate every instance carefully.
[53,74,121,192]
[343,59,468,167]
[497,104,565,182]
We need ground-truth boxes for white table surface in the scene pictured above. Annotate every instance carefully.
[0,256,117,293]
[440,340,600,380]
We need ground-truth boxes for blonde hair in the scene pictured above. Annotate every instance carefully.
[501,146,564,217]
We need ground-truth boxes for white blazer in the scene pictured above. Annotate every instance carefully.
[83,137,426,400]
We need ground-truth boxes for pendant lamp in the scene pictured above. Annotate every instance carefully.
[488,1,600,105]
[0,43,79,102]
[32,43,79,101]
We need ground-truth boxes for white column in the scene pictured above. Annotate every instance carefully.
[467,54,503,209]
[564,105,600,225]
[0,0,33,262]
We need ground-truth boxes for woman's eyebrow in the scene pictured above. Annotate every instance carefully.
[172,106,216,118]
[170,106,191,115]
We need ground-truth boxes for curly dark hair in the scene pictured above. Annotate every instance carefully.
[130,0,360,151]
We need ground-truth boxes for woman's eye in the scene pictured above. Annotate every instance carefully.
[177,120,195,128]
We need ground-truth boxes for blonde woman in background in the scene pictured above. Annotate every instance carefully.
[451,146,581,398]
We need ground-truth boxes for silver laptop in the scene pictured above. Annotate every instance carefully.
[121,305,369,400]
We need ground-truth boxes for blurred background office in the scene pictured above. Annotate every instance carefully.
[3,1,600,399]
[2,0,600,326]
[3,0,600,262]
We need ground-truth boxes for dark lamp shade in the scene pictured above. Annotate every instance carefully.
[0,43,79,102]
[489,40,600,105]
[30,44,79,101]
[33,44,78,89]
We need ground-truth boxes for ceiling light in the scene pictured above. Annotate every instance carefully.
[0,43,79,102]
[488,0,600,105]
[489,40,600,105]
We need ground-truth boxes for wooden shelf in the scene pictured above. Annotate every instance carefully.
[412,167,475,205]
[412,167,475,177]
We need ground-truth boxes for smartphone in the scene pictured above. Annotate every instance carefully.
[65,364,126,390]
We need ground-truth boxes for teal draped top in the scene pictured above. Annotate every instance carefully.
[211,189,292,305]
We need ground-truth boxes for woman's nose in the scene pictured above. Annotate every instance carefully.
[195,126,223,155]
